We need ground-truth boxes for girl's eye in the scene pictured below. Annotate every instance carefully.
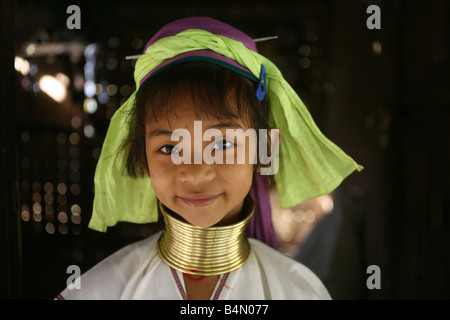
[211,140,234,151]
[159,145,180,155]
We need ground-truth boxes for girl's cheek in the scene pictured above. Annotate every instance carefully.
[218,162,253,182]
[148,160,174,175]
[233,144,257,165]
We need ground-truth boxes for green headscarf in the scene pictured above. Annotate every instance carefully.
[88,29,363,232]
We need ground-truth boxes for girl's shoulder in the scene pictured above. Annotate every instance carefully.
[56,231,164,299]
[86,230,163,273]
[247,238,332,299]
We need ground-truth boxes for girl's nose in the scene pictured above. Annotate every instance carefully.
[178,163,216,184]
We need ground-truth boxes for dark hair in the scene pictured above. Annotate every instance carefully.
[122,61,271,180]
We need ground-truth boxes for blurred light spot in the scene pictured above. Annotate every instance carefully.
[44,182,54,194]
[372,40,382,55]
[32,192,42,203]
[57,183,67,195]
[71,215,82,224]
[84,124,95,138]
[33,213,42,222]
[106,58,118,70]
[83,97,98,114]
[69,133,80,145]
[58,212,68,223]
[21,211,30,222]
[71,204,81,215]
[98,92,109,104]
[120,85,132,97]
[96,83,103,95]
[132,38,143,49]
[71,183,81,195]
[21,77,31,91]
[319,194,334,213]
[281,209,294,223]
[59,224,69,235]
[304,210,316,223]
[21,205,30,221]
[71,116,82,129]
[29,64,38,76]
[84,80,96,97]
[26,44,36,56]
[56,132,66,144]
[106,84,118,96]
[44,193,54,204]
[298,45,311,56]
[84,61,95,79]
[298,57,310,69]
[55,73,70,86]
[281,229,293,242]
[57,194,67,205]
[32,203,42,215]
[45,223,55,234]
[15,56,30,75]
[70,160,80,171]
[32,82,40,93]
[84,44,98,57]
[39,75,67,102]
[73,73,84,91]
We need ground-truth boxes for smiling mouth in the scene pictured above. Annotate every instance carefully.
[180,194,222,207]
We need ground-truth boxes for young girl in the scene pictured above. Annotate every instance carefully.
[57,17,362,300]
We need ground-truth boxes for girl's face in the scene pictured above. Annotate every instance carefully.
[145,90,257,228]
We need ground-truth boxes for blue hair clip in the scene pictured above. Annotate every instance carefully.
[256,64,267,101]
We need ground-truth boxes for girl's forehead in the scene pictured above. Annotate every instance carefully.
[146,107,248,131]
[145,88,252,128]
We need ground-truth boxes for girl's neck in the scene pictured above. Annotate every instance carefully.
[157,196,254,276]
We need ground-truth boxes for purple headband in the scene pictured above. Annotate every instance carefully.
[139,17,258,86]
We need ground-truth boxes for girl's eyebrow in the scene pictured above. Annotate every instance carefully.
[148,122,244,137]
[148,129,173,137]
[207,122,243,130]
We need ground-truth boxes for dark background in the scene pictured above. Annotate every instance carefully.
[1,0,449,300]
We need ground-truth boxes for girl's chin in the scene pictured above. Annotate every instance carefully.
[182,211,226,228]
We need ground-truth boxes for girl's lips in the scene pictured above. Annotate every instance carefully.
[181,194,221,207]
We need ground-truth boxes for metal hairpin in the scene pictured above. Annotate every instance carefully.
[125,36,278,60]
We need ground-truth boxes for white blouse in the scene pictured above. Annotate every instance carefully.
[57,231,331,300]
